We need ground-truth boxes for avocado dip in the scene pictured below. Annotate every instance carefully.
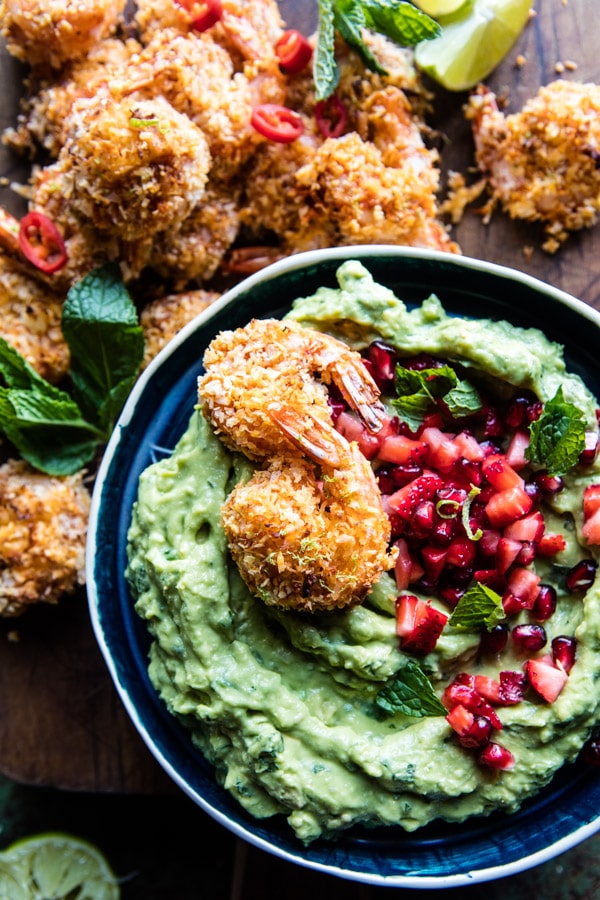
[126,261,600,844]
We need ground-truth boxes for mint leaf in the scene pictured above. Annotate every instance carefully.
[393,362,481,428]
[375,659,447,717]
[525,387,587,476]
[362,0,441,46]
[315,0,339,100]
[448,582,505,632]
[334,0,387,74]
[444,378,483,418]
[62,264,144,436]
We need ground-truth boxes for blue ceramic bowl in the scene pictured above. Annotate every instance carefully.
[87,246,600,888]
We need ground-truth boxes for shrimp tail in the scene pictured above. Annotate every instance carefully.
[331,358,387,433]
[268,405,348,468]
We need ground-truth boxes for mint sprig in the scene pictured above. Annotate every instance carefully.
[525,386,587,476]
[393,362,481,431]
[0,264,144,475]
[375,659,447,717]
[314,0,441,100]
[448,582,505,632]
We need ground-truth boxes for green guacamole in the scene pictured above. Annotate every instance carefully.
[127,261,600,844]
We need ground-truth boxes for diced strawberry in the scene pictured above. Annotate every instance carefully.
[537,532,567,557]
[420,544,448,583]
[442,680,503,729]
[499,670,526,705]
[481,454,524,491]
[420,426,461,473]
[387,473,444,520]
[377,433,428,466]
[503,511,545,543]
[473,675,503,705]
[446,704,493,748]
[506,566,541,608]
[496,537,523,574]
[453,430,484,462]
[583,483,600,518]
[479,528,501,557]
[394,538,414,590]
[525,656,569,702]
[485,484,533,528]
[504,429,530,470]
[478,741,515,771]
[336,411,381,459]
[445,537,476,569]
[395,594,448,654]
[580,431,599,466]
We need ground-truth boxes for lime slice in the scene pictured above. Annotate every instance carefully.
[412,0,467,15]
[0,833,119,899]
[414,0,533,91]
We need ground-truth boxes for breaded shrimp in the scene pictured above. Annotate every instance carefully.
[467,81,600,253]
[0,0,126,69]
[198,318,386,462]
[0,458,90,615]
[222,426,394,612]
[0,251,69,383]
[140,287,220,368]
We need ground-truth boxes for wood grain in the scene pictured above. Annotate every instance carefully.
[0,0,599,794]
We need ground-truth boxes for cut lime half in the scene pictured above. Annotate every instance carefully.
[414,0,534,91]
[0,833,119,900]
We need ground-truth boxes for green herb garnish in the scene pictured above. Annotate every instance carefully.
[314,0,441,100]
[448,582,505,632]
[392,362,481,431]
[0,264,144,475]
[525,386,587,476]
[375,659,447,717]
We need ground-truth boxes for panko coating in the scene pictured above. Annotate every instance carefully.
[31,91,211,245]
[468,80,600,253]
[0,251,69,383]
[140,287,220,368]
[0,0,126,69]
[0,459,90,615]
[222,445,394,612]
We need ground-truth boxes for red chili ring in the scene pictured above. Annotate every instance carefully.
[18,211,68,275]
[275,29,313,75]
[251,104,304,144]
[175,0,223,32]
[315,93,348,139]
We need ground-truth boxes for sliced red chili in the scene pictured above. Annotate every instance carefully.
[315,93,348,139]
[18,211,68,275]
[251,104,304,143]
[175,0,222,31]
[274,29,313,75]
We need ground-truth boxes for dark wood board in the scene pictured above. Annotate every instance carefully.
[0,0,599,796]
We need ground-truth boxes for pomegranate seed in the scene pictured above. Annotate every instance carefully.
[579,431,599,466]
[582,733,600,765]
[511,624,547,652]
[483,406,503,437]
[504,395,531,428]
[328,398,345,422]
[366,340,397,389]
[402,353,443,371]
[433,517,457,545]
[516,540,536,566]
[502,591,528,616]
[565,558,598,592]
[532,583,557,621]
[479,741,515,770]
[534,471,565,494]
[480,623,509,655]
[457,714,494,748]
[452,456,483,486]
[523,481,542,505]
[551,635,577,673]
[411,500,436,536]
[526,400,544,423]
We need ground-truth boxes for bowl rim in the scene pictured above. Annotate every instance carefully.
[86,244,600,888]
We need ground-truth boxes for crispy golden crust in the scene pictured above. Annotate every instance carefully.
[0,0,126,69]
[140,287,220,368]
[0,252,69,383]
[0,459,90,615]
[468,80,600,252]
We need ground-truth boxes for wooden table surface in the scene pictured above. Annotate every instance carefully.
[0,0,599,797]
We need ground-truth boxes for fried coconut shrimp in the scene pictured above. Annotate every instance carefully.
[0,459,90,615]
[140,286,220,368]
[0,0,126,70]
[0,251,69,383]
[199,318,395,612]
[467,80,600,253]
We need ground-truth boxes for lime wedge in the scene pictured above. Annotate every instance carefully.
[412,0,468,15]
[414,0,534,91]
[0,833,120,899]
